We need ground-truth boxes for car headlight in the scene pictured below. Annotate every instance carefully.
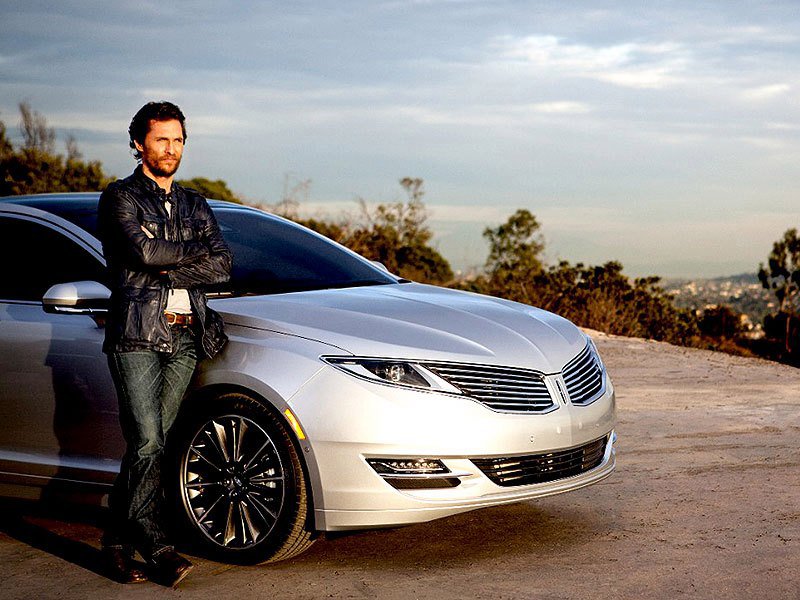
[322,357,461,393]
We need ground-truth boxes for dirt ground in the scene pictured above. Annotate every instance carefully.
[0,332,798,599]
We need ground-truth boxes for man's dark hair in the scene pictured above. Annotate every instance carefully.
[128,101,187,160]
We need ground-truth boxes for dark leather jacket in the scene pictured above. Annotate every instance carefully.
[98,166,232,357]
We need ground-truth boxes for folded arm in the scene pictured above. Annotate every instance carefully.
[166,205,232,288]
[100,188,208,268]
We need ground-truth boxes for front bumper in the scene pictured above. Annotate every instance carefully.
[286,363,617,531]
[316,432,616,530]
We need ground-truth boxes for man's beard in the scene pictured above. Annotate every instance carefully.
[145,154,181,178]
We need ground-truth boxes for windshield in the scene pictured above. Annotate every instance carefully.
[13,198,398,296]
[212,208,396,296]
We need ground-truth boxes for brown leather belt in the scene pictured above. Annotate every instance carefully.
[164,312,196,326]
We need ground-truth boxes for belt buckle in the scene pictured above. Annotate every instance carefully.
[165,312,177,325]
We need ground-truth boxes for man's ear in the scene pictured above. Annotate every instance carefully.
[134,140,144,153]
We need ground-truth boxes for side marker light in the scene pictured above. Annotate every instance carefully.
[284,408,306,440]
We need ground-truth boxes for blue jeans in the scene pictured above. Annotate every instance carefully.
[104,327,197,561]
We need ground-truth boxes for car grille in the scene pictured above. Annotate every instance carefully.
[422,361,555,413]
[472,436,608,487]
[562,343,604,405]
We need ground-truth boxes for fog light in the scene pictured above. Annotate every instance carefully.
[367,458,449,475]
[367,458,462,489]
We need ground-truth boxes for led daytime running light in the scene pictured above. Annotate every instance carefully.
[367,458,450,475]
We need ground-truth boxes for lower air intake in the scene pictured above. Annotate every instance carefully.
[472,436,608,487]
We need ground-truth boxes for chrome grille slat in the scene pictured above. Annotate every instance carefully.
[461,381,551,392]
[565,372,596,389]
[410,341,606,414]
[472,436,609,487]
[478,389,551,397]
[482,401,552,407]
[564,366,595,385]
[563,360,595,382]
[423,361,555,413]
[562,344,604,406]
[483,401,552,408]
[481,397,552,403]
[441,380,550,393]
[428,370,539,382]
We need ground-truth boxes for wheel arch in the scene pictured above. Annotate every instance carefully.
[181,380,321,531]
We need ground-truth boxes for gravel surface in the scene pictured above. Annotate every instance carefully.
[0,332,798,599]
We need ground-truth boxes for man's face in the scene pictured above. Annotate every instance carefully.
[135,119,184,178]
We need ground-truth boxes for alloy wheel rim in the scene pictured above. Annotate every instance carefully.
[181,414,286,549]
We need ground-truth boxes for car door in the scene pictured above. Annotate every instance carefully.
[0,212,122,488]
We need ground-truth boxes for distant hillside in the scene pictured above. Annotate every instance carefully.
[663,273,774,325]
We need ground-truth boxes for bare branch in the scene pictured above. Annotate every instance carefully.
[19,101,55,153]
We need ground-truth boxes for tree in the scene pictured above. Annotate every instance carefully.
[464,208,699,345]
[523,261,698,344]
[348,178,453,284]
[0,102,114,195]
[176,177,243,204]
[480,209,545,303]
[758,228,800,352]
[0,121,13,163]
[484,208,544,275]
[699,305,745,339]
[1,104,245,200]
[294,178,453,285]
[19,102,56,154]
[270,173,312,219]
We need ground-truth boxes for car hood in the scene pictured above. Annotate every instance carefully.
[211,283,586,373]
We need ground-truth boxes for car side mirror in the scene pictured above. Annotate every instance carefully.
[42,280,111,315]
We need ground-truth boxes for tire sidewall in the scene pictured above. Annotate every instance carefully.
[167,392,306,564]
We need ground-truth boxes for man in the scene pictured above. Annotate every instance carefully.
[98,101,232,586]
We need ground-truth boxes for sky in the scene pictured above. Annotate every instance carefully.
[1,1,798,278]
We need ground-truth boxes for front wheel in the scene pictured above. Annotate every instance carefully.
[170,392,316,563]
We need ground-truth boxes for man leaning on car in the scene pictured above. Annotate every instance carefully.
[97,101,231,586]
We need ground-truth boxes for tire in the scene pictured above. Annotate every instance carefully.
[169,391,316,563]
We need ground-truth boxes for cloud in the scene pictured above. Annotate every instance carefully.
[738,136,790,151]
[3,2,799,279]
[690,24,798,46]
[292,200,360,217]
[289,200,510,226]
[40,113,122,134]
[390,100,592,128]
[493,35,689,89]
[740,83,791,102]
[429,204,512,223]
[530,101,591,114]
[766,121,800,131]
[524,206,799,277]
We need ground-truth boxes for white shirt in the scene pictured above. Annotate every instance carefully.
[164,199,192,314]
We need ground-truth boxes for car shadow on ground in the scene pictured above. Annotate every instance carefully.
[0,494,612,576]
[275,500,608,571]
[0,497,145,583]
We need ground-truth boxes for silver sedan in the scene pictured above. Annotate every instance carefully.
[0,194,616,563]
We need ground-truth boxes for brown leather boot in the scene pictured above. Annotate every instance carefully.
[103,546,147,584]
[149,549,193,588]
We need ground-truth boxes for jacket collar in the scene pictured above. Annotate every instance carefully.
[132,165,179,198]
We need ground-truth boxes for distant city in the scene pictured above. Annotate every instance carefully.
[664,273,773,334]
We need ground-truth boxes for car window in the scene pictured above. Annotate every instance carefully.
[0,216,107,302]
[213,209,396,296]
[2,200,398,297]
